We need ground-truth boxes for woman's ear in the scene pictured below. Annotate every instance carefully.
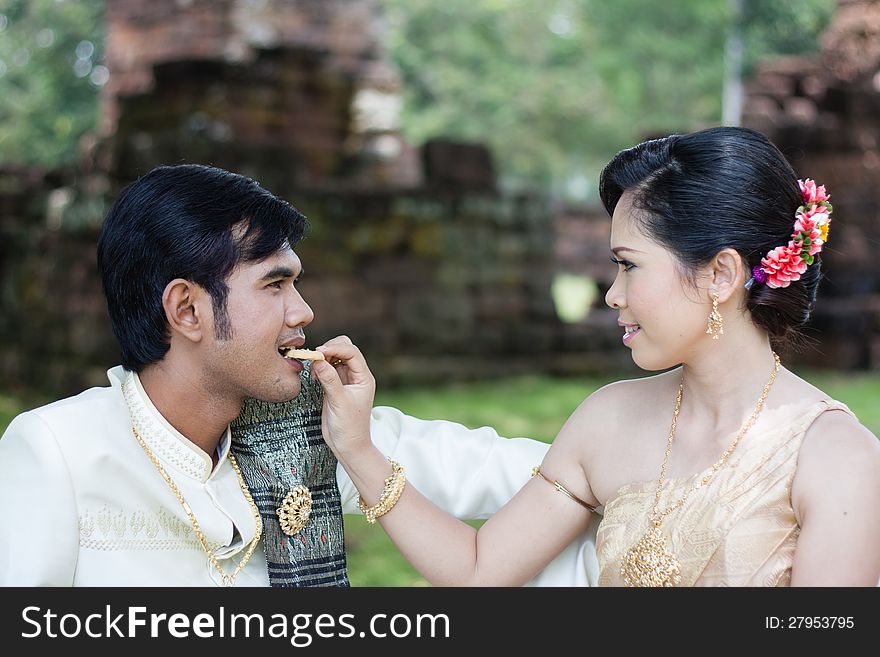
[162,279,205,343]
[710,248,746,303]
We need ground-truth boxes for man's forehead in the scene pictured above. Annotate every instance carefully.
[262,247,301,271]
[234,246,302,279]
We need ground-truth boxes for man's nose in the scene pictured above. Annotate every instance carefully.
[286,288,314,327]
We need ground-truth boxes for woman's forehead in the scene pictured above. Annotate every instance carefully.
[610,194,647,244]
[609,198,672,259]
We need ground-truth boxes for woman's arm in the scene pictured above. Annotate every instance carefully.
[313,337,596,586]
[337,407,551,519]
[790,410,880,586]
[340,444,593,586]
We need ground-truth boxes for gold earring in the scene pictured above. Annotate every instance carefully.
[706,292,723,340]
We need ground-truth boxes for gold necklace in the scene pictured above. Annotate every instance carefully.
[132,425,263,587]
[620,351,781,587]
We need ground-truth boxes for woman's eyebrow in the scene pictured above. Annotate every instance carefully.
[610,246,643,256]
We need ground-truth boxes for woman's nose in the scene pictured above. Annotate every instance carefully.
[605,275,625,309]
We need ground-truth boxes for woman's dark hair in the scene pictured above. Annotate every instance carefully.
[599,126,819,348]
[97,164,308,371]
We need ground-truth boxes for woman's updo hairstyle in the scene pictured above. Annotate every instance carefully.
[598,126,820,348]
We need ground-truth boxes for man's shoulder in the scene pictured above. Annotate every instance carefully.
[0,380,131,490]
[3,382,124,442]
[25,382,118,416]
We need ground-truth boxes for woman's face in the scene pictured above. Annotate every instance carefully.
[604,191,710,370]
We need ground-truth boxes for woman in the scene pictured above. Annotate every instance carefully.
[311,127,880,586]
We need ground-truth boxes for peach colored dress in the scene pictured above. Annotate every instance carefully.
[596,399,853,586]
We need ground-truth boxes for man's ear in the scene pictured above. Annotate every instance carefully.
[162,279,206,343]
[709,248,746,303]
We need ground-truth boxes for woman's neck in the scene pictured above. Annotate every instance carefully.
[678,320,779,428]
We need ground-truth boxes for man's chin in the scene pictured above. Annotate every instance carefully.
[255,378,303,404]
[279,378,303,402]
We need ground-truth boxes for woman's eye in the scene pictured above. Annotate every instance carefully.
[610,256,635,271]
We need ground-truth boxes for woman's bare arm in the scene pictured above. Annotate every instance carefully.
[790,410,880,586]
[312,337,600,586]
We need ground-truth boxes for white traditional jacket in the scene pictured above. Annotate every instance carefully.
[0,367,599,586]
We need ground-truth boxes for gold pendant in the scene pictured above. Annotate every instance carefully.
[276,485,312,536]
[620,525,682,587]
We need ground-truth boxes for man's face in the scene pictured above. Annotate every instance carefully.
[202,244,315,403]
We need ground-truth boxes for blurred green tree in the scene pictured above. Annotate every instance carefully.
[0,0,104,167]
[385,0,835,197]
[0,0,833,192]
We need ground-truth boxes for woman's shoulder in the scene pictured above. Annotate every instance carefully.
[541,371,677,509]
[545,370,680,507]
[775,368,832,403]
[586,369,679,410]
[790,377,880,519]
[799,400,879,461]
[772,368,873,445]
[555,369,679,444]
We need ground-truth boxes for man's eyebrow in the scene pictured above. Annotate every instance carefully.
[258,266,301,281]
[610,247,643,256]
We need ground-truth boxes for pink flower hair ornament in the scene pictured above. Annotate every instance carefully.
[744,178,832,290]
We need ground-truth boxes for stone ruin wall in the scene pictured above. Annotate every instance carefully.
[1,174,594,397]
[3,0,878,399]
[742,0,880,369]
[2,0,620,400]
[557,0,880,372]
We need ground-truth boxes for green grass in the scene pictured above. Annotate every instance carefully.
[2,369,878,586]
[0,395,24,433]
[798,369,880,437]
[373,373,625,444]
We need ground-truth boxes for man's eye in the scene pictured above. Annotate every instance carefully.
[268,280,284,289]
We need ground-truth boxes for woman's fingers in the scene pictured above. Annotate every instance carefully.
[315,340,374,386]
[309,359,344,396]
[309,337,376,458]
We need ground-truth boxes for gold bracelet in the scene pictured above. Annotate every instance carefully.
[358,460,406,524]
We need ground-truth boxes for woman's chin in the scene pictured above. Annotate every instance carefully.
[630,347,676,372]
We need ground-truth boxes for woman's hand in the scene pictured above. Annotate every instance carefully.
[310,336,376,459]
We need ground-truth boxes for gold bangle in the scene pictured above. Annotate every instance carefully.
[358,460,406,524]
[531,465,596,512]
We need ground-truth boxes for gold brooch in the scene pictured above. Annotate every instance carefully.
[276,485,312,536]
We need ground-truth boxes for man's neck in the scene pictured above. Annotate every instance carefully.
[137,362,240,464]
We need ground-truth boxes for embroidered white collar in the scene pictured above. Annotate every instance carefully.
[111,366,231,482]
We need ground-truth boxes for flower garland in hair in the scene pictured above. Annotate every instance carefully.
[746,179,833,289]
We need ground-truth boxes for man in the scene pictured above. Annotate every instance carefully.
[0,164,597,586]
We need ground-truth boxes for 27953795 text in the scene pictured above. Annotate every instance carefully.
[765,616,854,630]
